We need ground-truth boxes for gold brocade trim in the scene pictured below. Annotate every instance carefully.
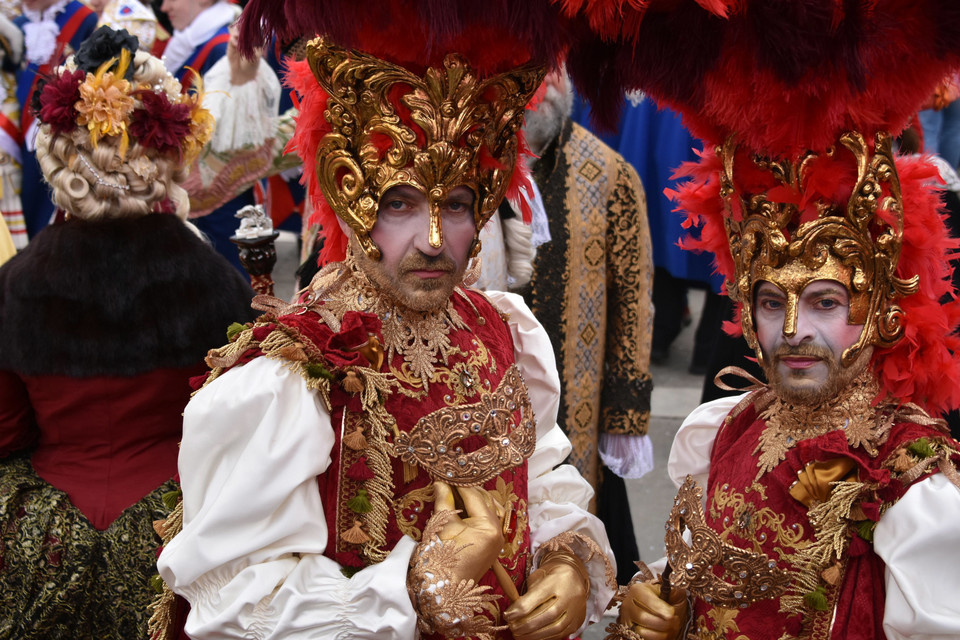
[545,124,654,492]
[394,365,535,487]
[309,252,471,391]
[754,370,889,481]
[664,477,790,609]
[338,410,395,564]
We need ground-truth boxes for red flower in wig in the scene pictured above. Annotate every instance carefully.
[37,69,85,135]
[129,90,192,155]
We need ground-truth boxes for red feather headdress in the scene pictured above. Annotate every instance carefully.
[559,0,960,414]
[238,0,578,265]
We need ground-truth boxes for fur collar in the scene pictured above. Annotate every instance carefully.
[0,215,256,376]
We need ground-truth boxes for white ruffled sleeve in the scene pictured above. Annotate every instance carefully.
[156,357,418,639]
[874,473,960,639]
[486,290,617,629]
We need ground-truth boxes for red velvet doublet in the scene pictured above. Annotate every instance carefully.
[271,287,534,635]
[688,397,956,640]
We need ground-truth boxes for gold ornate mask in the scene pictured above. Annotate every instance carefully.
[719,131,919,366]
[306,37,545,260]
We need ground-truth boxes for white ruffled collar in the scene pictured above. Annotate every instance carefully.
[162,1,237,75]
[22,0,69,66]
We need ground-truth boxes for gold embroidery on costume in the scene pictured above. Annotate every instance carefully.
[395,485,435,540]
[754,370,884,481]
[692,608,750,640]
[710,483,806,554]
[664,477,791,608]
[394,365,535,487]
[309,253,470,389]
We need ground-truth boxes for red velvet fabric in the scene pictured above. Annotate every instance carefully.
[6,364,204,530]
[695,402,950,638]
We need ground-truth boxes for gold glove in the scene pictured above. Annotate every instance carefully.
[406,482,507,639]
[504,549,590,640]
[430,481,505,583]
[617,580,688,640]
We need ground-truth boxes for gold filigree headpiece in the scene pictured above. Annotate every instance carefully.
[306,37,544,260]
[719,131,919,367]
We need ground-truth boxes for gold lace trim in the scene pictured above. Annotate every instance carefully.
[664,476,791,609]
[308,252,472,391]
[754,370,890,481]
[394,364,535,487]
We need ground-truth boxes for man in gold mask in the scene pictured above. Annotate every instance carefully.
[569,1,960,639]
[153,3,618,639]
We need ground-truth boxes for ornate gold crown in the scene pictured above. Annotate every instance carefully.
[719,131,919,366]
[306,37,544,260]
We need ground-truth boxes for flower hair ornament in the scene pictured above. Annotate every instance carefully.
[34,26,213,167]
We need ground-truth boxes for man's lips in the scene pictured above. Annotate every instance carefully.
[779,356,821,369]
[407,269,450,279]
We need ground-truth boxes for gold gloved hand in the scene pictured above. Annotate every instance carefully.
[504,550,590,640]
[618,580,689,640]
[428,481,505,585]
[407,482,506,639]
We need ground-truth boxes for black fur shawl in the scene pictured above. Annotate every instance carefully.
[0,214,257,377]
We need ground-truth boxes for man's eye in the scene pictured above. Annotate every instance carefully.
[760,299,783,310]
[818,298,839,309]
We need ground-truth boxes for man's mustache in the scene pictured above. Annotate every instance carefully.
[773,344,834,362]
[399,252,456,274]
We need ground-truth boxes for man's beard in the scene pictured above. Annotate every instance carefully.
[524,81,573,157]
[761,342,871,407]
[354,241,467,312]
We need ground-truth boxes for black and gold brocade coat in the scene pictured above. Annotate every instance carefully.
[518,121,654,494]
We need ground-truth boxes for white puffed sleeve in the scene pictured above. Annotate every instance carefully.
[667,394,744,493]
[874,473,960,639]
[486,290,616,629]
[156,357,418,639]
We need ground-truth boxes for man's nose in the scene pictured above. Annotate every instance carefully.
[414,208,445,256]
[782,297,813,345]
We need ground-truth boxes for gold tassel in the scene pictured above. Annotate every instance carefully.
[344,426,367,451]
[342,520,372,545]
[821,562,843,586]
[278,343,309,362]
[403,461,419,484]
[342,369,364,393]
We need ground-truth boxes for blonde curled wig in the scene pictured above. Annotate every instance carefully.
[35,47,201,222]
